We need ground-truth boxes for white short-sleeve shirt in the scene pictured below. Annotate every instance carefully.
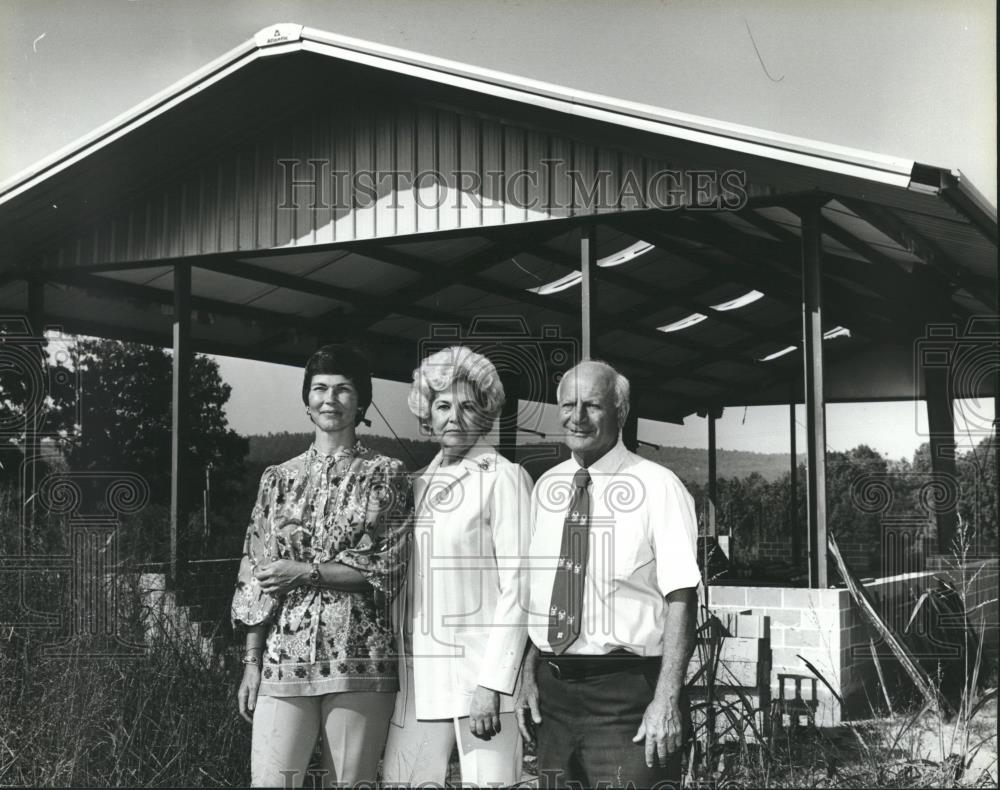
[527,439,701,655]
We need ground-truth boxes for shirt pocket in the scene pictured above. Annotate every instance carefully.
[592,521,640,581]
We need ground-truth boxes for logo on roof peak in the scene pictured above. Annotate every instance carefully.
[255,23,303,48]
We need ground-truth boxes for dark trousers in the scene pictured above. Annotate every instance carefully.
[536,660,685,789]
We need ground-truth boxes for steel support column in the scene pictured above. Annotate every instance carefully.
[622,387,639,452]
[789,398,800,564]
[580,224,596,360]
[801,204,828,588]
[170,265,192,586]
[707,409,719,538]
[26,278,45,533]
[917,271,961,554]
[926,365,958,552]
[498,372,520,463]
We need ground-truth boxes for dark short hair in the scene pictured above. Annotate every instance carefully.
[302,344,373,425]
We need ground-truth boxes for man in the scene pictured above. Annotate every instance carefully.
[516,360,701,788]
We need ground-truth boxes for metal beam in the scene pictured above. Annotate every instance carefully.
[25,278,45,535]
[194,257,467,328]
[348,229,566,330]
[644,334,861,423]
[789,397,800,564]
[839,196,996,310]
[170,265,191,587]
[362,243,766,371]
[4,212,602,279]
[0,307,419,380]
[939,171,1000,246]
[47,270,321,336]
[919,278,961,553]
[707,409,718,538]
[498,372,519,463]
[622,385,639,452]
[689,214,921,336]
[738,207,954,321]
[801,204,828,588]
[581,224,595,359]
[925,363,958,553]
[527,237,798,345]
[613,212,918,342]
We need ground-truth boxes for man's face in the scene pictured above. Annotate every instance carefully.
[558,364,620,467]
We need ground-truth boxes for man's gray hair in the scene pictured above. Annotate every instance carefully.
[558,359,631,428]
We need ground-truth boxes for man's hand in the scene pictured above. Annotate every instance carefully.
[632,694,683,768]
[254,559,309,595]
[469,685,501,740]
[514,671,541,743]
[237,664,261,723]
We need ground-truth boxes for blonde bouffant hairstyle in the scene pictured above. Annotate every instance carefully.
[407,346,506,431]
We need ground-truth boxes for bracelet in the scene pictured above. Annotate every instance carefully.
[241,652,261,665]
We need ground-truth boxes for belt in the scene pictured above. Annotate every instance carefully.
[541,650,660,681]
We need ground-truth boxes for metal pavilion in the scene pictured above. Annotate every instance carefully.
[1,23,997,587]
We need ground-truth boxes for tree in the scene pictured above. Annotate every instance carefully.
[61,339,248,513]
[0,321,76,486]
[955,436,998,550]
[825,444,888,541]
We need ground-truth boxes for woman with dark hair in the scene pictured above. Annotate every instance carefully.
[232,344,411,788]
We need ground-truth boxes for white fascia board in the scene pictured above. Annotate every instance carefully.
[2,22,920,210]
[300,27,914,186]
[0,39,261,203]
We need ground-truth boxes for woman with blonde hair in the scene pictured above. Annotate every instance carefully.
[232,344,411,787]
[382,346,532,787]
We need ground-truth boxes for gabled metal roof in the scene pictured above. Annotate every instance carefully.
[0,22,920,200]
[0,22,996,423]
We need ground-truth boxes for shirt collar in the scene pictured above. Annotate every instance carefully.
[423,437,497,478]
[308,440,366,462]
[576,437,628,478]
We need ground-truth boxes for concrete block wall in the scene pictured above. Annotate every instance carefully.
[837,571,940,717]
[707,585,845,726]
[755,540,790,561]
[925,556,999,668]
[744,539,874,573]
[835,540,878,574]
[707,571,945,726]
[137,572,215,659]
[136,558,241,661]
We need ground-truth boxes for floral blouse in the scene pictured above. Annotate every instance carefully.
[231,442,412,697]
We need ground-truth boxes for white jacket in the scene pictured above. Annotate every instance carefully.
[395,440,533,720]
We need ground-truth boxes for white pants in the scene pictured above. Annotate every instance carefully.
[382,663,522,787]
[250,692,395,788]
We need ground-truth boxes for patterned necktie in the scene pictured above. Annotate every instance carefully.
[547,467,591,655]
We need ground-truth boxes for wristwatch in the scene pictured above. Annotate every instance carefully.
[308,560,321,586]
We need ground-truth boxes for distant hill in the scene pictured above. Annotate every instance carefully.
[635,445,806,485]
[246,432,439,472]
[245,432,802,485]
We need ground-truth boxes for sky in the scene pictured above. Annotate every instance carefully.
[4,0,997,459]
[214,356,996,461]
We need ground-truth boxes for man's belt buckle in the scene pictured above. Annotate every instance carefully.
[545,659,563,680]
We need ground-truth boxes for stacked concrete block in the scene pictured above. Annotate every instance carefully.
[706,571,945,726]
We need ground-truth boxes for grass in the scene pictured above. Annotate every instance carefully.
[2,483,996,788]
[0,570,250,787]
[666,515,997,790]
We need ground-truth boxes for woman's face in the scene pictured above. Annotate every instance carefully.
[428,379,490,456]
[307,374,359,433]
